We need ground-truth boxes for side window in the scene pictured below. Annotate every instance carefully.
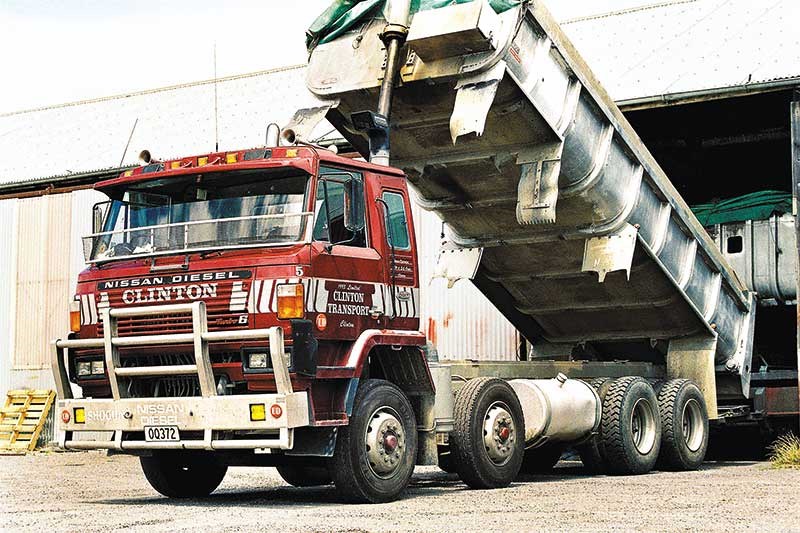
[382,191,410,250]
[313,176,366,247]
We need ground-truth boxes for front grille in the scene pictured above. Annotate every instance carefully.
[117,352,240,398]
[98,308,247,336]
[126,375,201,397]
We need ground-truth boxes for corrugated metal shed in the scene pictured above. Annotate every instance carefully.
[561,0,800,104]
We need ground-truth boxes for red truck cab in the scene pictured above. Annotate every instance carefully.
[54,145,437,502]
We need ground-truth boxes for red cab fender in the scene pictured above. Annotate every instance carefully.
[345,329,434,395]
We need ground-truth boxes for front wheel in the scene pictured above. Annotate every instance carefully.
[451,377,525,489]
[330,379,417,503]
[140,451,227,498]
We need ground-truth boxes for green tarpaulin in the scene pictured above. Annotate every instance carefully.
[691,190,793,226]
[307,0,522,49]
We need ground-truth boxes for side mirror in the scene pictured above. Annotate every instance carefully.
[92,202,108,234]
[344,178,365,233]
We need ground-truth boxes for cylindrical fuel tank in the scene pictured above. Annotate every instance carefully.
[509,374,600,446]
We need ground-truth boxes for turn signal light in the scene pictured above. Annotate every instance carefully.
[69,300,81,333]
[276,283,304,319]
[250,403,266,421]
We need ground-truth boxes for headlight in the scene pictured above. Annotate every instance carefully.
[91,360,105,375]
[76,361,92,376]
[249,353,268,369]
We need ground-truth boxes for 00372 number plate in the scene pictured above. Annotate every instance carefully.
[144,425,180,442]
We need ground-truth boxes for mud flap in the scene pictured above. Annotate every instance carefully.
[667,335,719,419]
[581,223,638,282]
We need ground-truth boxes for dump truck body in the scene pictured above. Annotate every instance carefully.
[296,0,755,394]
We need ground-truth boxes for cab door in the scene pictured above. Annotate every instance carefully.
[308,167,384,340]
[376,185,420,330]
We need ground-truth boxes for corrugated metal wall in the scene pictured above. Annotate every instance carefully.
[14,194,72,369]
[0,190,106,444]
[0,198,19,393]
[411,192,519,361]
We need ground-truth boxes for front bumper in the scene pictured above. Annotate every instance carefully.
[57,392,309,450]
[53,301,310,451]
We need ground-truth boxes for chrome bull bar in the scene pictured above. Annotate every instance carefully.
[52,301,307,451]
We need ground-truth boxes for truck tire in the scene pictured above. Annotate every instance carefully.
[330,379,417,503]
[451,377,525,489]
[276,464,333,487]
[656,379,709,471]
[576,377,613,474]
[140,451,227,498]
[519,443,563,475]
[600,376,661,475]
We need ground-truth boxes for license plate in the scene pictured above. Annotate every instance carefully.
[144,425,180,442]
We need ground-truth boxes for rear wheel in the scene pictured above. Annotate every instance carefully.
[140,451,227,498]
[276,464,333,487]
[451,377,525,489]
[600,376,661,475]
[330,379,417,503]
[576,377,613,473]
[656,379,709,470]
[519,443,563,475]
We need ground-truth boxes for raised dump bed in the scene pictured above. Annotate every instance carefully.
[293,1,754,376]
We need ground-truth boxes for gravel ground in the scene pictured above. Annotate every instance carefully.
[1,451,798,532]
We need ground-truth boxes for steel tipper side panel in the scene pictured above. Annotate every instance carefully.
[301,0,753,374]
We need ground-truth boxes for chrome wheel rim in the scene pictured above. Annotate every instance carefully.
[630,398,657,455]
[483,401,516,465]
[365,406,406,479]
[682,398,704,452]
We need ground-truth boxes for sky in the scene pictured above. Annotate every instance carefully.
[0,0,652,114]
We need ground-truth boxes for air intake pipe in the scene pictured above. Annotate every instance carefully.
[378,0,411,119]
[353,0,411,166]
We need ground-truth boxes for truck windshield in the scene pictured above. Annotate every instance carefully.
[85,168,311,262]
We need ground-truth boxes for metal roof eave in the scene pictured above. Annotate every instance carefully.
[618,77,800,111]
[0,166,134,199]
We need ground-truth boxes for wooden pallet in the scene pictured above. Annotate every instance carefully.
[0,389,56,452]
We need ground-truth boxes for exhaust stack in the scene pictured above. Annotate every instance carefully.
[265,123,281,147]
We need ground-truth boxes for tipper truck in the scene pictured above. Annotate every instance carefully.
[53,0,775,503]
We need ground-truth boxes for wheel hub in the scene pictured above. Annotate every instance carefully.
[483,402,516,465]
[630,398,657,455]
[682,398,704,452]
[365,408,405,478]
